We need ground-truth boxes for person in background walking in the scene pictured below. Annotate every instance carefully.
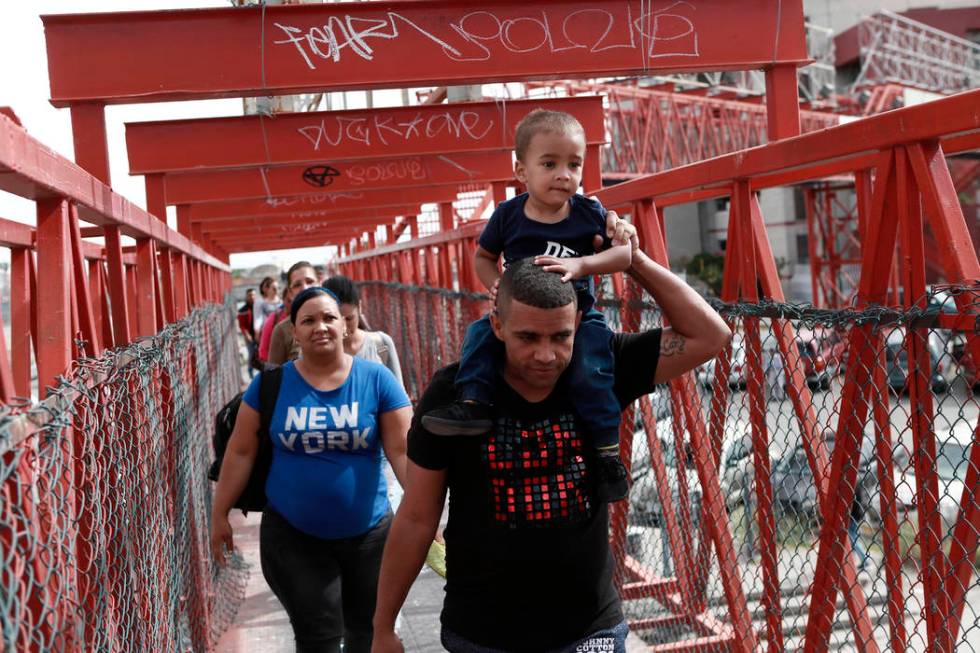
[267,262,319,366]
[849,475,870,571]
[324,275,405,513]
[315,264,329,285]
[253,276,282,337]
[323,275,403,386]
[765,347,785,401]
[238,288,257,378]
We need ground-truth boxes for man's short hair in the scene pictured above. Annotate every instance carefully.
[514,109,585,161]
[286,260,314,283]
[496,258,577,320]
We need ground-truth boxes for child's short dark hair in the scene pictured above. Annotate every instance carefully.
[514,109,585,161]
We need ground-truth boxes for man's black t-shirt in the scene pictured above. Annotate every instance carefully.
[409,329,663,651]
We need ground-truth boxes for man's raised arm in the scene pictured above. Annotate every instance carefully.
[626,248,731,384]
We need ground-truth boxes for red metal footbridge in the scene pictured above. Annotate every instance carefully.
[1,1,979,651]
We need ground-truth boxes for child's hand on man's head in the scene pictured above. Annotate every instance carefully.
[533,255,588,283]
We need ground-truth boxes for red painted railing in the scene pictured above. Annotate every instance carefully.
[0,110,240,652]
[0,111,231,399]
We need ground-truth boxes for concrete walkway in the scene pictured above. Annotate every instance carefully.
[214,511,647,651]
[214,511,446,652]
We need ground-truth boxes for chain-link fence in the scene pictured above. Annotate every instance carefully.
[0,300,246,652]
[359,278,980,652]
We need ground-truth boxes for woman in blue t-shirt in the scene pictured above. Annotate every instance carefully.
[211,287,412,653]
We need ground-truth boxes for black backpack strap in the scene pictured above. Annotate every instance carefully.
[257,365,284,435]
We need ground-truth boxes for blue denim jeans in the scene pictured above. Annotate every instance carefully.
[442,620,629,653]
[455,309,620,449]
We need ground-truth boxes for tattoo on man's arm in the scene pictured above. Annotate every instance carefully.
[661,336,686,357]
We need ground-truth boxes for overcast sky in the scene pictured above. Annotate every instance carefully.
[0,1,348,271]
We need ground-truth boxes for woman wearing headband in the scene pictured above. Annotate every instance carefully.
[211,286,412,653]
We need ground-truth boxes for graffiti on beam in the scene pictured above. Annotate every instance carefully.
[272,3,699,69]
[279,223,334,234]
[302,165,342,188]
[297,110,494,151]
[346,159,428,186]
[265,192,365,208]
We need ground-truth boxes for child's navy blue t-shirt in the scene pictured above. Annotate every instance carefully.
[478,193,609,311]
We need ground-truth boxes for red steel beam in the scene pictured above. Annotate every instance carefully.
[538,79,839,179]
[163,152,514,204]
[186,185,462,221]
[0,216,35,249]
[199,209,413,234]
[10,249,33,397]
[0,217,131,263]
[42,1,807,106]
[221,240,341,254]
[0,113,227,271]
[908,141,980,650]
[35,198,72,396]
[208,223,364,240]
[70,103,111,185]
[342,219,484,262]
[595,89,980,209]
[212,232,356,248]
[125,96,604,174]
[194,204,419,232]
[214,232,357,251]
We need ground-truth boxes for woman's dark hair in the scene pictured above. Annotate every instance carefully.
[290,287,340,324]
[322,275,372,330]
[322,275,360,306]
[286,260,314,284]
[259,276,276,295]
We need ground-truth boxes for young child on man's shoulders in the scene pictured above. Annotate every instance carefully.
[421,109,632,503]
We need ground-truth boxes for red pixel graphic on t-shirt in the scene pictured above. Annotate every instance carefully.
[482,414,592,528]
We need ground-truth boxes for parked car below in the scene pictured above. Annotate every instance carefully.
[894,420,975,529]
[795,327,846,391]
[756,432,897,523]
[696,337,747,391]
[882,327,949,394]
[628,399,751,528]
[719,432,754,510]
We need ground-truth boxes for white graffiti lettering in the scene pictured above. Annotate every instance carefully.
[297,110,493,151]
[347,159,427,185]
[272,4,700,69]
[264,192,365,208]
